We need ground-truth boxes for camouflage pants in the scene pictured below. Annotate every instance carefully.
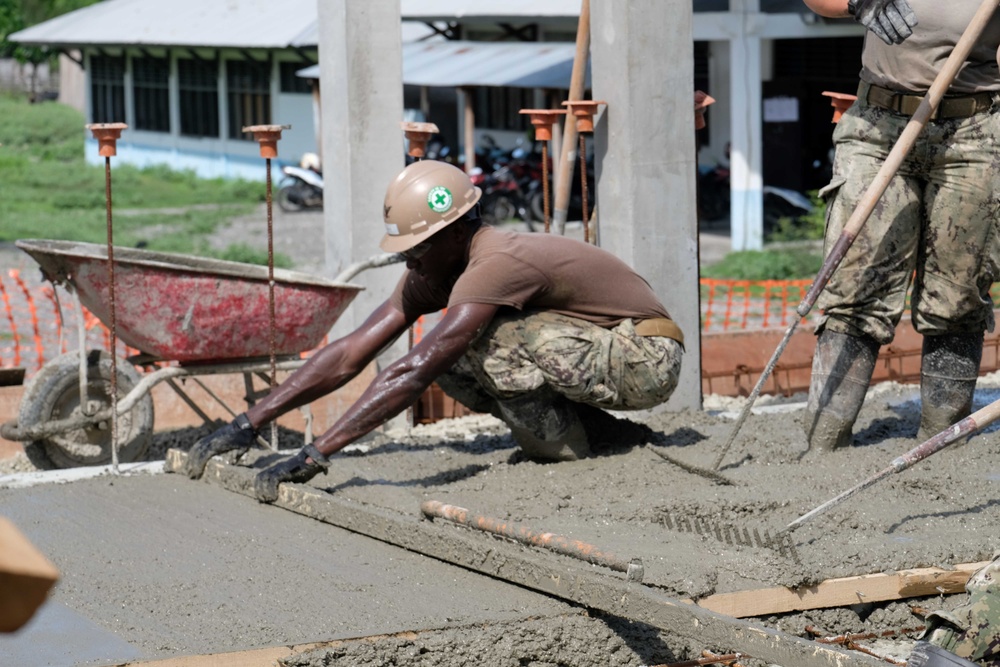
[816,82,1000,345]
[435,310,683,414]
[921,555,1000,665]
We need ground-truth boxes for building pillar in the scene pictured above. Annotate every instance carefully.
[590,0,701,410]
[317,2,409,400]
[728,0,765,251]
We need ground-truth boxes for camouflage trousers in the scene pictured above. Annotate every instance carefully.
[921,555,1000,665]
[435,310,683,414]
[816,82,1000,345]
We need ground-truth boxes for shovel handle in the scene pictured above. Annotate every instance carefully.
[797,0,1000,319]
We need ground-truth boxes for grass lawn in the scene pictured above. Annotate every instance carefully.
[0,92,281,263]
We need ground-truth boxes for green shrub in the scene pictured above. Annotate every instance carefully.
[0,93,258,251]
[701,248,823,281]
[214,243,293,268]
[766,191,826,243]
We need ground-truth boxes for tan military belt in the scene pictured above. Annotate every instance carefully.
[634,318,684,347]
[861,82,995,120]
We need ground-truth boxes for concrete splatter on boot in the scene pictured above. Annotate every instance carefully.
[804,330,880,452]
[496,392,590,462]
[918,333,983,441]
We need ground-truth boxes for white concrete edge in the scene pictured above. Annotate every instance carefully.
[0,460,165,489]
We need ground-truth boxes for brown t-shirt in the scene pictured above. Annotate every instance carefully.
[861,0,1000,94]
[389,226,672,328]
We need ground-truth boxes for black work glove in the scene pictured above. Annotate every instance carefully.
[848,0,918,45]
[183,413,258,479]
[253,444,331,503]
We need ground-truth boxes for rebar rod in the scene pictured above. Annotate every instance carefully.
[103,155,119,473]
[542,142,552,233]
[579,133,590,243]
[265,157,278,450]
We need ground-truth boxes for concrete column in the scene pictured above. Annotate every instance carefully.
[728,0,764,251]
[318,2,405,328]
[317,2,408,415]
[590,0,701,410]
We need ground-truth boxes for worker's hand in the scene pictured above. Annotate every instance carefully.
[848,0,918,45]
[183,413,258,479]
[253,445,331,503]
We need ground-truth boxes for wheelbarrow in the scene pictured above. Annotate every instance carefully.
[1,239,402,470]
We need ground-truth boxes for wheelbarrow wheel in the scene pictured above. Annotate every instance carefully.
[18,350,154,470]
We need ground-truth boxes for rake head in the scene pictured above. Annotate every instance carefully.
[656,512,800,563]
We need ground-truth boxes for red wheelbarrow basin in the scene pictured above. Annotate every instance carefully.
[16,239,365,364]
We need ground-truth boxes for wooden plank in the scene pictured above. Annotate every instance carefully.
[165,449,881,667]
[0,516,60,632]
[695,561,987,618]
[124,646,307,667]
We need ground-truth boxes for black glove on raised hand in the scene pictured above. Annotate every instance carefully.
[183,413,258,479]
[849,0,918,45]
[253,444,331,503]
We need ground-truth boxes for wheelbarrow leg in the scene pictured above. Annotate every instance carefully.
[163,377,220,428]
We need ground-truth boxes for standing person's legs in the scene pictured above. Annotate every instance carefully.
[807,104,921,450]
[436,311,682,460]
[912,112,1000,439]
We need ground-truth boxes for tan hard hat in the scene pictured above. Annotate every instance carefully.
[380,160,482,253]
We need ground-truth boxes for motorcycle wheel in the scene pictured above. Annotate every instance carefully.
[276,183,305,213]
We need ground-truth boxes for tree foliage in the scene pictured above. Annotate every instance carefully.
[1,0,102,64]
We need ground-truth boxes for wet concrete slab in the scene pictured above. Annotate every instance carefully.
[0,473,570,665]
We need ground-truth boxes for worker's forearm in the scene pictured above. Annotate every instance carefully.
[310,364,435,457]
[246,341,369,427]
[802,0,850,18]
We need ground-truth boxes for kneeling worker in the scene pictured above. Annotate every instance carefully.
[183,160,684,502]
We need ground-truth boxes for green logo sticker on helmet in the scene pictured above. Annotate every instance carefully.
[427,186,453,214]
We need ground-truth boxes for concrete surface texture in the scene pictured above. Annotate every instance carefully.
[2,377,998,665]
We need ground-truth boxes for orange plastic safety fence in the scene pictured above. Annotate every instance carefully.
[699,278,815,333]
[0,271,21,368]
[0,271,141,377]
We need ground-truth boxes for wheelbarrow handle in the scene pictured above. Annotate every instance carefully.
[334,252,404,283]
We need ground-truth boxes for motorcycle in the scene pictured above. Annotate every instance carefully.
[277,157,324,212]
[697,161,813,233]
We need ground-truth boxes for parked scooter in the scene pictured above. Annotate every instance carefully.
[697,160,813,233]
[277,153,324,212]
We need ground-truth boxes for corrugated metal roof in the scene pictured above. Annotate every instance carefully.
[399,0,582,21]
[298,41,587,90]
[405,40,585,88]
[10,0,321,49]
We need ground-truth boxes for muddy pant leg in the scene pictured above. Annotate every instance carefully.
[816,100,922,344]
[434,356,503,418]
[467,311,681,411]
[910,108,1000,339]
[436,311,682,460]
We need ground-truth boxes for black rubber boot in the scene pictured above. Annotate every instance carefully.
[804,330,880,452]
[183,413,258,479]
[496,391,590,462]
[918,333,983,441]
